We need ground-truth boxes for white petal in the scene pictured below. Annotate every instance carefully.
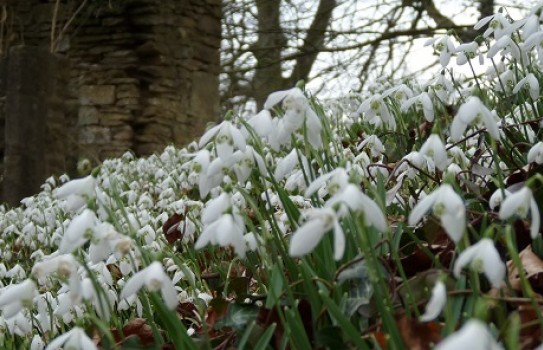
[453,243,480,278]
[59,209,97,254]
[120,269,147,301]
[408,192,438,226]
[420,281,447,322]
[531,198,541,239]
[264,89,292,110]
[480,239,506,288]
[160,279,179,310]
[333,220,345,261]
[450,117,468,142]
[198,124,220,148]
[499,187,530,220]
[289,219,328,258]
[435,320,501,350]
[45,329,73,350]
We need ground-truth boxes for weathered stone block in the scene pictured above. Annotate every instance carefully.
[80,85,116,105]
[79,126,112,144]
[78,106,99,125]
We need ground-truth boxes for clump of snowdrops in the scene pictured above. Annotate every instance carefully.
[3,4,543,349]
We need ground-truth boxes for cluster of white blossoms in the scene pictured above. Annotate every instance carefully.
[1,2,543,349]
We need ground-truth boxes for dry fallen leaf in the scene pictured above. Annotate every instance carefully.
[507,245,543,295]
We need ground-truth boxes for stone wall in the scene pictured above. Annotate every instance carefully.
[1,0,221,171]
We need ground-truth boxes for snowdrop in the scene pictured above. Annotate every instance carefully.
[499,187,540,239]
[454,238,505,288]
[489,188,512,211]
[53,175,96,212]
[357,134,385,157]
[424,35,455,67]
[428,73,454,102]
[475,11,523,40]
[487,35,523,62]
[419,134,449,171]
[435,319,502,350]
[408,184,465,243]
[513,73,539,100]
[401,92,434,122]
[58,209,98,254]
[244,109,273,138]
[356,94,396,130]
[120,261,178,309]
[420,280,446,322]
[450,97,500,141]
[264,87,323,148]
[397,151,426,179]
[0,279,37,319]
[528,141,543,164]
[45,327,97,350]
[198,119,246,163]
[523,31,543,66]
[195,212,248,257]
[456,41,484,66]
[289,208,345,260]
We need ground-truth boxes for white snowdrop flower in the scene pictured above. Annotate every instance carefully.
[445,163,463,178]
[244,232,259,252]
[522,14,540,40]
[202,192,232,224]
[489,189,512,211]
[356,94,396,130]
[420,134,449,171]
[429,73,454,102]
[528,141,543,164]
[32,254,78,280]
[513,73,539,100]
[232,146,267,183]
[45,327,97,350]
[499,187,540,239]
[265,87,323,148]
[475,11,523,39]
[200,157,227,199]
[456,41,484,66]
[383,83,413,103]
[120,261,178,310]
[420,280,447,322]
[325,184,387,232]
[424,35,455,67]
[450,97,500,142]
[53,175,96,212]
[454,238,505,288]
[199,120,246,163]
[487,35,523,62]
[31,334,45,350]
[245,109,273,138]
[305,168,350,198]
[397,151,426,179]
[5,311,32,336]
[401,92,434,122]
[357,134,385,157]
[408,184,465,243]
[494,69,516,95]
[0,279,37,319]
[6,264,26,281]
[275,149,309,181]
[289,208,345,260]
[59,209,97,254]
[435,319,502,350]
[523,31,543,66]
[195,213,247,257]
